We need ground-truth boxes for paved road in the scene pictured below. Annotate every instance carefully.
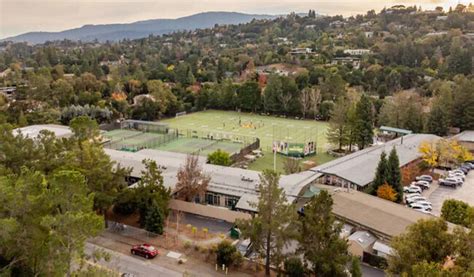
[85,243,182,277]
[361,264,385,277]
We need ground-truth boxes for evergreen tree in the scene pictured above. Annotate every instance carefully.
[350,257,362,277]
[237,170,296,276]
[372,151,388,194]
[354,95,374,149]
[144,201,165,235]
[387,148,403,203]
[297,190,349,276]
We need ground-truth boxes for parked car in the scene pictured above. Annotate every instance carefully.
[447,176,464,185]
[415,175,433,183]
[448,171,465,181]
[404,192,421,200]
[410,204,432,214]
[413,181,430,190]
[131,244,158,259]
[439,178,458,188]
[462,163,474,170]
[460,165,471,173]
[414,200,433,211]
[406,196,427,204]
[403,185,422,194]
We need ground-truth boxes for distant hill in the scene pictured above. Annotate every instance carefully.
[2,12,277,44]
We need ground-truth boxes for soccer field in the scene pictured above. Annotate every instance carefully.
[160,110,333,172]
[161,110,330,152]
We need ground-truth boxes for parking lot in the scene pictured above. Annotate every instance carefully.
[425,171,474,216]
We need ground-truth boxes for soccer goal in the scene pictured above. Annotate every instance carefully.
[176,111,187,118]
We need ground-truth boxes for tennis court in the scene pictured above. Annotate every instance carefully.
[102,129,143,142]
[161,110,330,152]
[154,137,244,156]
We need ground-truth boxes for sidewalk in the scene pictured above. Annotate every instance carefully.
[90,230,252,277]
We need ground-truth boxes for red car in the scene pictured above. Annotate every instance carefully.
[131,244,158,259]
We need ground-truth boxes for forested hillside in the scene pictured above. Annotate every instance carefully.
[0,4,473,137]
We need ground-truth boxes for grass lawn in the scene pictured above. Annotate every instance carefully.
[160,110,335,173]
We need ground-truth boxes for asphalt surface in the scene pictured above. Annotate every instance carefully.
[361,264,385,277]
[169,212,233,233]
[85,243,182,277]
[427,171,474,216]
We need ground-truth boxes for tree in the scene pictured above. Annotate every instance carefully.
[388,219,454,275]
[144,201,165,235]
[327,97,350,151]
[387,148,403,202]
[451,76,474,131]
[376,183,398,202]
[441,199,474,227]
[350,256,362,277]
[300,87,312,119]
[237,170,296,275]
[372,151,388,194]
[207,149,232,166]
[237,81,261,112]
[114,159,171,227]
[354,94,373,149]
[309,87,322,119]
[216,240,241,268]
[284,257,305,277]
[427,88,452,136]
[283,157,301,174]
[419,140,439,170]
[0,169,102,276]
[297,190,349,276]
[175,154,211,202]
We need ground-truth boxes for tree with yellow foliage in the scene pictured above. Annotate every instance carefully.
[419,139,473,170]
[377,183,398,202]
[419,141,439,170]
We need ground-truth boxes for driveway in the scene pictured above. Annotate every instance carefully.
[427,171,474,216]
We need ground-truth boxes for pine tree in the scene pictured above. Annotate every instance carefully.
[355,94,374,150]
[350,256,362,277]
[144,201,165,235]
[298,190,349,276]
[372,151,388,194]
[387,148,403,202]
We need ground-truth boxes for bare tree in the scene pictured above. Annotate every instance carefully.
[283,157,301,174]
[309,87,322,119]
[175,154,211,202]
[300,87,312,119]
[279,93,292,116]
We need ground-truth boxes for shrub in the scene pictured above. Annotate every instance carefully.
[144,201,164,235]
[184,241,192,249]
[216,240,238,267]
[284,256,305,277]
[207,149,232,166]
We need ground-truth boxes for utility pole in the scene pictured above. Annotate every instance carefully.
[273,125,276,171]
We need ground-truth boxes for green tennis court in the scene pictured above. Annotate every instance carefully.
[154,137,243,156]
[103,129,143,142]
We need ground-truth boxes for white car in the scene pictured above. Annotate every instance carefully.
[449,170,465,177]
[413,180,430,190]
[414,200,433,211]
[409,203,431,214]
[406,196,427,204]
[448,173,465,181]
[404,192,421,200]
[403,185,422,194]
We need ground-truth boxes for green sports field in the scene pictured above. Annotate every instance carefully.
[160,110,334,172]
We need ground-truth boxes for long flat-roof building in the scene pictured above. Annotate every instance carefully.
[310,134,440,190]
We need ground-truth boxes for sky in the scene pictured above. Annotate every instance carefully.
[0,0,464,39]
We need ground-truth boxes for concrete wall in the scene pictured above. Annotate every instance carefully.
[348,241,364,257]
[169,199,251,223]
